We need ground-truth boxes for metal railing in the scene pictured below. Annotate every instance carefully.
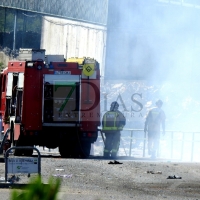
[97,129,200,162]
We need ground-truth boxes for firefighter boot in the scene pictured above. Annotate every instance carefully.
[103,151,110,158]
[151,151,156,159]
[111,152,117,159]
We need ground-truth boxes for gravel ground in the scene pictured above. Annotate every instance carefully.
[0,156,200,200]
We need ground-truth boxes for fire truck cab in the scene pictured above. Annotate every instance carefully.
[0,49,100,158]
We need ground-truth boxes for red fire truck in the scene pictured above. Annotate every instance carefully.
[0,49,100,158]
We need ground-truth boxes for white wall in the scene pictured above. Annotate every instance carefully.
[40,16,107,76]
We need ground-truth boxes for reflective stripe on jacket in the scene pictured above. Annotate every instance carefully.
[102,111,124,131]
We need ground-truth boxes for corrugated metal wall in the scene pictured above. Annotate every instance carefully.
[0,0,108,25]
[40,16,107,76]
[0,1,107,75]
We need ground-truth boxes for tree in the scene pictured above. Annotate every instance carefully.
[0,62,5,71]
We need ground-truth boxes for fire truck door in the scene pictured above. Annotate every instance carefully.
[43,75,80,124]
[15,73,24,122]
[5,73,14,118]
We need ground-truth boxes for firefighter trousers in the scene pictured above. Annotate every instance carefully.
[148,131,160,158]
[103,131,121,158]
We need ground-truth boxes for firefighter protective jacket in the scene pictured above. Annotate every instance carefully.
[102,110,126,131]
[144,107,166,132]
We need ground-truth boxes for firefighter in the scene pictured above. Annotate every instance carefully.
[102,101,126,158]
[144,99,166,159]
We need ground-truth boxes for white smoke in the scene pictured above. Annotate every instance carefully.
[102,1,200,161]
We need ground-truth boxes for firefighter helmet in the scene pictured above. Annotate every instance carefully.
[156,99,163,106]
[110,101,119,110]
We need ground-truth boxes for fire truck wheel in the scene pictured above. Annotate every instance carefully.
[59,144,71,158]
[14,149,23,156]
[14,134,33,156]
[14,147,33,156]
[80,142,91,158]
[23,148,33,156]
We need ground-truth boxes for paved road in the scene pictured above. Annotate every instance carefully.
[0,157,199,200]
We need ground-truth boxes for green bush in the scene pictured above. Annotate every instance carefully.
[0,62,4,70]
[10,176,61,200]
